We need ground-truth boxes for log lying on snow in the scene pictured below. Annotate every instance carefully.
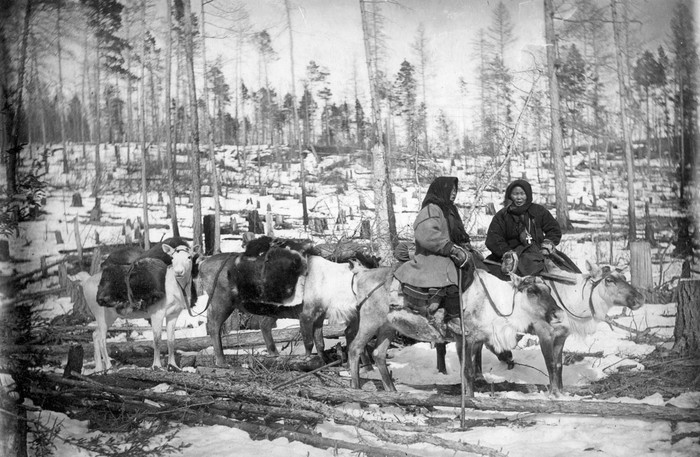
[297,386,700,423]
[114,370,700,423]
[35,373,322,424]
[180,353,332,371]
[105,369,509,457]
[33,374,436,457]
[17,324,346,360]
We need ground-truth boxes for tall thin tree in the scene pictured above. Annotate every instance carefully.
[543,0,571,230]
[284,0,308,227]
[56,0,68,174]
[201,0,221,252]
[611,0,636,241]
[164,0,179,236]
[139,0,150,248]
[359,0,397,257]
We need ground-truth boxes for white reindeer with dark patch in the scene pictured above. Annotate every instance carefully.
[84,242,197,372]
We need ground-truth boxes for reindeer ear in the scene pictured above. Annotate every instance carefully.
[162,244,175,256]
[509,273,523,287]
[586,260,603,279]
[191,245,201,255]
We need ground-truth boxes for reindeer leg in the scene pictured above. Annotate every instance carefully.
[532,322,557,395]
[207,298,235,367]
[552,330,569,394]
[456,337,477,397]
[474,342,485,382]
[94,308,116,372]
[150,309,166,370]
[299,303,325,359]
[349,315,382,389]
[373,327,396,392]
[435,342,447,374]
[260,316,278,356]
[165,314,179,371]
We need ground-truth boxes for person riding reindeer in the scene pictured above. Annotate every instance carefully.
[485,179,580,279]
[394,176,481,338]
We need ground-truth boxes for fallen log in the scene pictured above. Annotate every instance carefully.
[4,287,66,306]
[14,325,346,360]
[180,353,332,371]
[181,411,426,457]
[109,369,508,457]
[297,386,700,423]
[36,374,322,424]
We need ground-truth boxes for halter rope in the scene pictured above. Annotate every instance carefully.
[475,270,516,318]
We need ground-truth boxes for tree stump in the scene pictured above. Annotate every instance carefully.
[630,241,653,298]
[89,198,102,222]
[311,217,327,233]
[203,214,216,255]
[673,279,700,355]
[247,210,264,234]
[360,219,371,239]
[0,239,10,261]
[63,345,84,378]
[89,246,102,275]
[71,192,82,207]
[70,281,91,322]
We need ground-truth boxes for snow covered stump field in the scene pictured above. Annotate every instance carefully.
[3,138,699,456]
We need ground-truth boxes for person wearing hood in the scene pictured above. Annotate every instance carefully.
[394,176,475,337]
[485,179,579,277]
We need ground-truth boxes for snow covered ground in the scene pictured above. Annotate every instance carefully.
[27,303,700,456]
[7,143,698,456]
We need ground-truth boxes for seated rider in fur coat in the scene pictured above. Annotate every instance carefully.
[394,176,478,336]
[485,179,580,278]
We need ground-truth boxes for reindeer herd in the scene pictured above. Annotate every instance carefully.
[82,235,644,397]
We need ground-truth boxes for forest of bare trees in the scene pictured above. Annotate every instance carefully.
[0,0,697,257]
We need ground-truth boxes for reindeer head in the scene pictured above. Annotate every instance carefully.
[586,261,644,311]
[163,244,198,280]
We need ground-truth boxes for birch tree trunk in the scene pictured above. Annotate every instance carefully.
[125,19,132,163]
[359,0,397,260]
[164,0,179,237]
[284,0,308,227]
[57,3,68,174]
[611,0,637,241]
[200,0,221,252]
[543,0,571,230]
[93,10,102,198]
[182,0,203,246]
[140,0,151,248]
[81,29,88,159]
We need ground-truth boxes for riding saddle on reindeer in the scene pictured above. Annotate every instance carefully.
[391,240,486,342]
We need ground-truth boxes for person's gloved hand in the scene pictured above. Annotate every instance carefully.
[501,250,517,274]
[450,245,470,269]
[541,239,555,256]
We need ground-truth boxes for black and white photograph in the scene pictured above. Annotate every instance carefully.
[1,0,699,455]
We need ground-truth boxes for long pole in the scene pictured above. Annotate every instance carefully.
[458,270,467,428]
[284,0,308,227]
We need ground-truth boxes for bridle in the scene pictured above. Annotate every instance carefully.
[545,265,611,320]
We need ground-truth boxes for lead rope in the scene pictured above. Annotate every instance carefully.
[544,263,592,319]
[476,270,516,317]
[458,268,467,428]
